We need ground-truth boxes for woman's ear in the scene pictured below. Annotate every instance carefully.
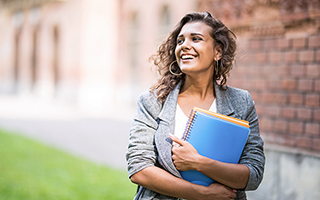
[214,45,222,61]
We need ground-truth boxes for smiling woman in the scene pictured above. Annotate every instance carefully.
[149,12,237,103]
[175,22,216,79]
[126,11,265,200]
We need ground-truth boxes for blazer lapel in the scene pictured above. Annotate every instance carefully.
[155,82,182,178]
[214,82,235,116]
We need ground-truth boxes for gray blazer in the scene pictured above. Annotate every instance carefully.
[126,82,265,200]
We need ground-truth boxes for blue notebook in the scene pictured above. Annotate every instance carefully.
[180,107,250,186]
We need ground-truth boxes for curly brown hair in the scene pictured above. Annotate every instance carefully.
[149,11,237,102]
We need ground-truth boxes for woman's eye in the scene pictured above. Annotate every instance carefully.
[177,39,184,44]
[193,37,202,41]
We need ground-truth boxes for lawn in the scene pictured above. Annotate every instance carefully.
[0,129,136,200]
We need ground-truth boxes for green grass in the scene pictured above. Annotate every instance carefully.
[0,129,136,200]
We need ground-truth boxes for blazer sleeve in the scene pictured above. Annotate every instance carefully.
[126,91,162,178]
[239,91,265,191]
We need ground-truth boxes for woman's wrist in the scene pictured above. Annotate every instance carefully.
[193,154,213,172]
[188,183,208,200]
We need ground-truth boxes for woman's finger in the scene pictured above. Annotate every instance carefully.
[169,134,186,146]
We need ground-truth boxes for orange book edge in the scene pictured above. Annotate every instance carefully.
[193,107,250,128]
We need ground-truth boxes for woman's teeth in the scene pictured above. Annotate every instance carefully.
[182,55,195,60]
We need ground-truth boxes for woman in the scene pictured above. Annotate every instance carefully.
[126,11,265,200]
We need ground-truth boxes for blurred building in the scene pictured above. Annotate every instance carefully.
[0,0,319,199]
[0,0,198,115]
[0,0,121,113]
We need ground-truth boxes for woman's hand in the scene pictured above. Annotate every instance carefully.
[201,183,237,200]
[169,134,202,171]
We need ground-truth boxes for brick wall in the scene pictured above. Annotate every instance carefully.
[232,34,320,152]
[199,0,320,153]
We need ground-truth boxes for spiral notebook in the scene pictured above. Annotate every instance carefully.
[180,107,250,186]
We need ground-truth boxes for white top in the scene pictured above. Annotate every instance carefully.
[174,99,217,140]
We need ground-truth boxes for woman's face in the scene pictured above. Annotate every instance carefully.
[175,21,219,76]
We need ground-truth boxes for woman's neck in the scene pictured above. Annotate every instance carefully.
[178,76,215,116]
[180,76,215,100]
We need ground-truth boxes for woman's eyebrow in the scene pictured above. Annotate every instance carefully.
[177,34,184,38]
[177,32,204,38]
[190,33,204,36]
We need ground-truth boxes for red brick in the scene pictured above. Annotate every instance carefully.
[297,108,312,121]
[289,64,305,77]
[292,38,307,49]
[281,107,296,119]
[289,121,304,134]
[277,38,291,49]
[312,138,320,151]
[250,91,260,102]
[289,93,304,105]
[306,94,320,107]
[282,78,297,90]
[285,51,298,63]
[306,64,320,77]
[234,66,247,76]
[249,40,262,50]
[305,123,320,136]
[265,106,280,117]
[299,50,315,63]
[238,53,252,64]
[269,52,282,63]
[278,65,289,76]
[308,35,320,48]
[316,50,320,62]
[259,117,272,132]
[268,79,282,90]
[296,136,312,149]
[262,65,277,75]
[255,53,268,63]
[239,79,251,90]
[255,80,267,91]
[315,80,320,92]
[261,92,274,104]
[255,104,265,116]
[275,119,288,133]
[298,79,314,91]
[261,132,278,144]
[264,39,276,49]
[274,92,288,105]
[314,109,320,122]
[278,134,296,147]
[247,66,260,76]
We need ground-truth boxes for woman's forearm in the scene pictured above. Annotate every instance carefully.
[130,166,203,199]
[130,166,237,200]
[195,155,250,189]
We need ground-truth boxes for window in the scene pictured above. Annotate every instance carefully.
[52,25,60,95]
[158,5,171,41]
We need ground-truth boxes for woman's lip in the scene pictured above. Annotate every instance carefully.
[180,58,195,63]
[181,54,197,58]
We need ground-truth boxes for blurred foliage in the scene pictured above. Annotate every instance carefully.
[0,129,136,200]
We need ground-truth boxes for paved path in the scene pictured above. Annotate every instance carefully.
[0,95,134,170]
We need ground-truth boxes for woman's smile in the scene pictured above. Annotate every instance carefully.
[181,53,198,62]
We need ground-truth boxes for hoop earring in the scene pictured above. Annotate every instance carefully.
[169,60,182,76]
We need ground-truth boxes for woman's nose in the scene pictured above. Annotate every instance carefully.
[181,39,191,51]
